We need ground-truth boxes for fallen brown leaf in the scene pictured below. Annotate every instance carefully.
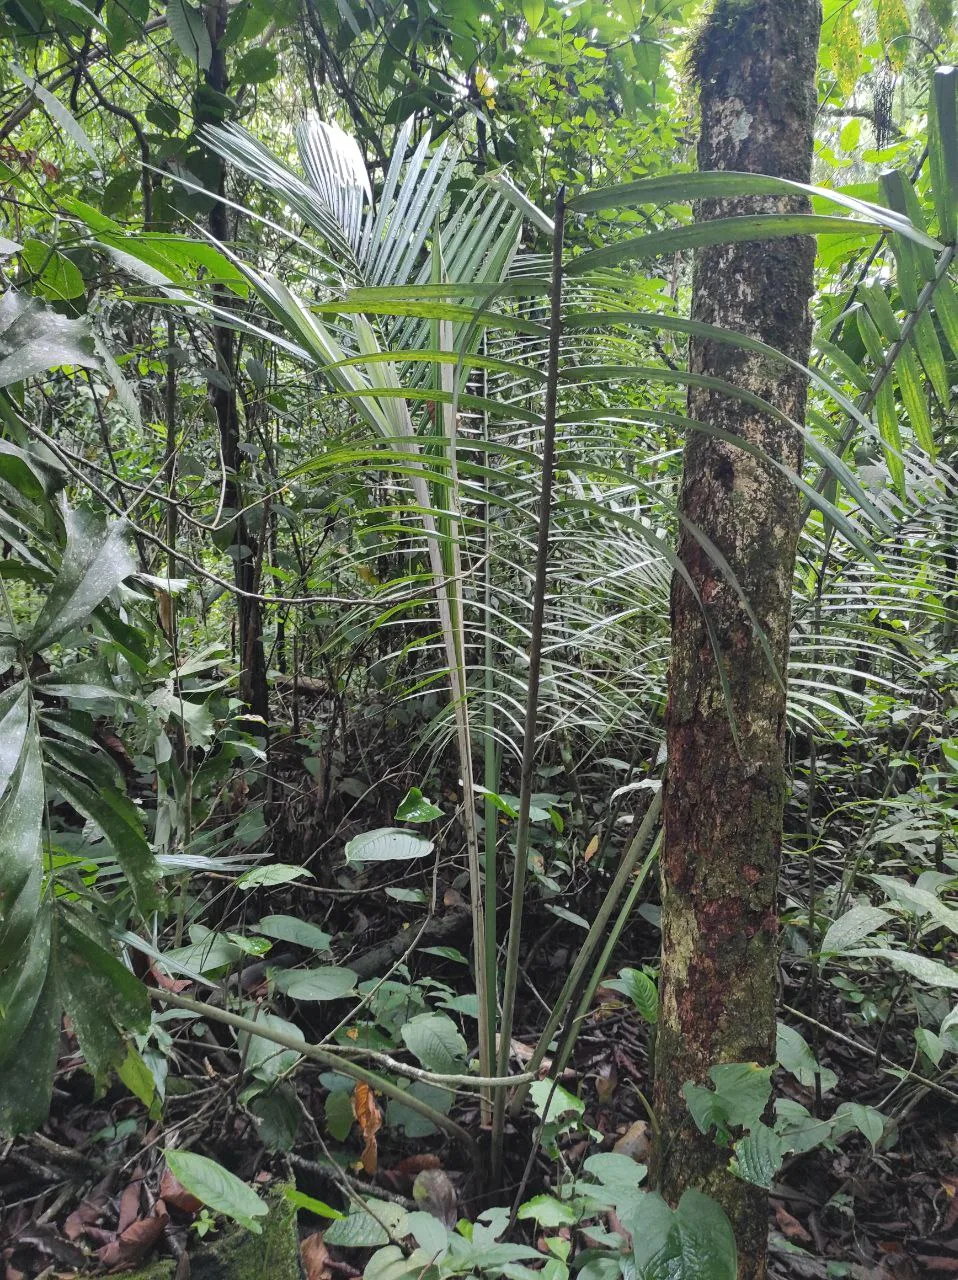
[394,1154,441,1181]
[160,1167,202,1215]
[612,1119,650,1163]
[97,1204,169,1270]
[352,1082,382,1176]
[117,1176,143,1234]
[301,1232,333,1280]
[774,1204,813,1245]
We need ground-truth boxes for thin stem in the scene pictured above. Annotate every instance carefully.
[148,989,481,1160]
[490,187,566,1183]
[508,790,662,1116]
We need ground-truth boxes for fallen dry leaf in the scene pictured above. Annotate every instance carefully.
[612,1119,651,1163]
[353,1082,382,1176]
[774,1204,813,1244]
[301,1232,333,1280]
[160,1167,202,1215]
[117,1177,143,1234]
[97,1204,169,1270]
[394,1153,441,1181]
[583,834,599,862]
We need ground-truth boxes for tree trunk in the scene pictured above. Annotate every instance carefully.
[203,0,270,730]
[652,2,821,1276]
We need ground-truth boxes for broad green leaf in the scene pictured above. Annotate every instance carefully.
[820,905,892,955]
[831,1102,885,1146]
[166,0,212,68]
[345,827,434,864]
[516,1195,578,1227]
[325,1086,355,1140]
[0,289,97,387]
[253,915,331,951]
[20,240,85,302]
[164,1149,267,1232]
[118,1046,158,1114]
[161,929,245,975]
[529,1079,585,1124]
[630,1189,737,1280]
[247,1082,299,1152]
[395,787,443,822]
[29,510,136,650]
[602,968,658,1024]
[324,1199,408,1247]
[685,1062,772,1139]
[872,874,958,931]
[238,1012,305,1080]
[272,965,357,1001]
[234,47,278,84]
[915,1028,945,1065]
[776,1023,837,1092]
[401,1012,467,1072]
[846,947,958,988]
[731,1121,786,1189]
[237,863,315,888]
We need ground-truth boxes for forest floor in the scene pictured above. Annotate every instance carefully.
[2,813,957,1280]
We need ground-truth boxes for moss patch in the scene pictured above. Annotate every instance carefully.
[126,1184,301,1280]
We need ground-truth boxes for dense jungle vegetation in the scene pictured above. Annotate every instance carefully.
[1,0,958,1276]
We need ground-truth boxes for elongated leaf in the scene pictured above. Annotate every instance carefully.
[820,906,892,955]
[846,947,958,988]
[345,827,434,864]
[57,920,150,1085]
[0,726,43,968]
[930,67,958,243]
[271,966,357,1001]
[0,905,52,1070]
[164,1150,267,1232]
[51,770,159,913]
[166,0,212,68]
[253,915,331,951]
[569,170,940,248]
[568,215,878,274]
[0,956,59,1136]
[29,510,136,650]
[9,65,99,165]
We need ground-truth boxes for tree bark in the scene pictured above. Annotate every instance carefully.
[652,2,822,1277]
[202,0,270,731]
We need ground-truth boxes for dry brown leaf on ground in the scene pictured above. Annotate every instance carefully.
[774,1203,813,1244]
[301,1232,333,1280]
[160,1167,202,1215]
[612,1119,650,1163]
[116,1175,144,1234]
[352,1082,382,1175]
[97,1203,169,1271]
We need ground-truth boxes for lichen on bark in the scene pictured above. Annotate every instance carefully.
[651,2,823,1278]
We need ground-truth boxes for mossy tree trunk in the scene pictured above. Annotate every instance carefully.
[652,2,821,1277]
